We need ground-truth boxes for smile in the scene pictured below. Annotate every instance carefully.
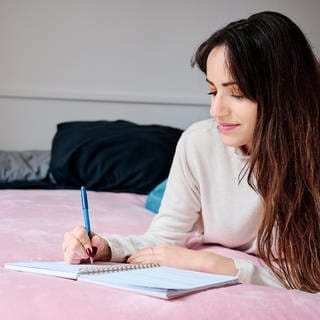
[217,123,240,133]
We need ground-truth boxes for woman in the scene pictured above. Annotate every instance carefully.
[63,11,320,293]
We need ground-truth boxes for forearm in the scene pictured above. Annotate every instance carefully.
[197,252,284,288]
[193,251,238,276]
[105,233,165,262]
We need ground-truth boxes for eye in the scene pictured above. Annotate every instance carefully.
[231,93,244,99]
[208,91,217,96]
[231,87,244,99]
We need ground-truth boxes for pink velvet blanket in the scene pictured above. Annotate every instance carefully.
[1,190,319,319]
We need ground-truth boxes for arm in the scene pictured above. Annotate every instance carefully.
[105,125,284,288]
[63,120,285,289]
[128,244,238,276]
[62,133,201,264]
[106,132,202,261]
[127,245,285,288]
[232,258,284,288]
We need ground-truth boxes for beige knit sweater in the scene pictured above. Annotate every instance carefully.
[106,119,283,288]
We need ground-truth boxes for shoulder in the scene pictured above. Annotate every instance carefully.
[173,119,231,169]
[179,119,221,150]
[183,119,216,138]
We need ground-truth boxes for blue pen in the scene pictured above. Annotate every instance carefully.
[80,186,93,264]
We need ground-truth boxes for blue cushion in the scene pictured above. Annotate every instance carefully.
[145,179,167,213]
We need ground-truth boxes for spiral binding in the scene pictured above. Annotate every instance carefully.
[79,263,160,274]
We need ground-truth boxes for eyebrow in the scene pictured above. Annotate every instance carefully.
[205,78,237,87]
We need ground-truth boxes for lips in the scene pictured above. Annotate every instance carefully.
[217,122,240,133]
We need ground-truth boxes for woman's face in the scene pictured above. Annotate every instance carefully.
[206,45,257,151]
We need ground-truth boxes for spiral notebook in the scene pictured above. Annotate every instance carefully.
[4,261,238,299]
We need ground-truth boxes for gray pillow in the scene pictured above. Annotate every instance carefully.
[0,150,50,182]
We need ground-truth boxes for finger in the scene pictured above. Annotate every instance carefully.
[63,238,86,262]
[65,254,90,265]
[128,247,156,264]
[127,249,147,263]
[129,247,153,259]
[71,226,95,259]
[128,255,150,264]
[63,247,84,264]
[63,232,89,262]
[91,235,107,260]
[72,226,92,250]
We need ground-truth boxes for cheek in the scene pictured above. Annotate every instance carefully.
[248,112,257,129]
[242,102,257,128]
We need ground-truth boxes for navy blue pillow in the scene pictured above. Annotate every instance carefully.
[49,120,182,194]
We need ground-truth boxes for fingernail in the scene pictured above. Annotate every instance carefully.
[86,248,93,257]
[92,247,97,257]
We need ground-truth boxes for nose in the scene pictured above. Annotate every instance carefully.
[209,94,229,118]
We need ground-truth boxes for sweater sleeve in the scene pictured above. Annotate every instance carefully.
[106,132,202,262]
[232,258,285,288]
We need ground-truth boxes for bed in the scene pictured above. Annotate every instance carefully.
[1,120,320,319]
[1,189,319,320]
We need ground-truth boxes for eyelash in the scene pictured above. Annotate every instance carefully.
[207,91,244,99]
[232,94,244,99]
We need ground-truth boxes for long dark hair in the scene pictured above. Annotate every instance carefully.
[192,11,320,293]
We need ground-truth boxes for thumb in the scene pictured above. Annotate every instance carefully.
[91,234,110,261]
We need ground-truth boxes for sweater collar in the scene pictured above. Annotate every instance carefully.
[233,147,250,160]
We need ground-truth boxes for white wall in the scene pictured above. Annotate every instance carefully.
[0,0,319,150]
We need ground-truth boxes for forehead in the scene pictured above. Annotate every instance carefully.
[206,45,232,83]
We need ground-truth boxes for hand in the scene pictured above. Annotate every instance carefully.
[127,244,238,276]
[62,226,110,264]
